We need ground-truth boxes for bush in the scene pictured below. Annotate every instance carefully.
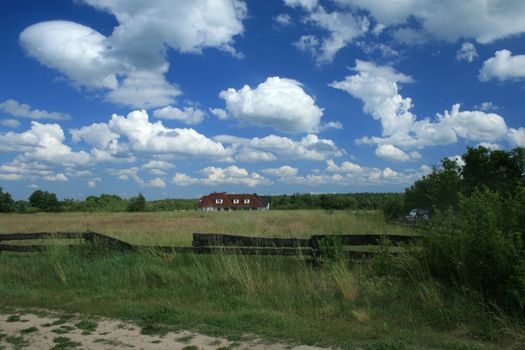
[381,195,405,221]
[416,189,525,312]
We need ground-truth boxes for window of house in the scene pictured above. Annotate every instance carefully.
[244,199,250,204]
[215,199,223,204]
[233,199,239,204]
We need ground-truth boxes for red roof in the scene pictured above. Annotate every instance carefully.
[198,192,265,208]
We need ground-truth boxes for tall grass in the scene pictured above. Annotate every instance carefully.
[0,244,518,349]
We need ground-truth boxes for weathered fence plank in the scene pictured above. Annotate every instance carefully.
[0,231,420,259]
[0,232,87,241]
[139,245,314,256]
[194,233,421,249]
[192,233,310,248]
[310,234,420,247]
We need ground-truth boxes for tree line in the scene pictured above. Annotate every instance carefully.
[0,191,197,213]
[0,189,403,213]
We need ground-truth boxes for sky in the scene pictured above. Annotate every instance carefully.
[1,0,525,200]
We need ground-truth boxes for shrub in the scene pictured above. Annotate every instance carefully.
[416,189,525,312]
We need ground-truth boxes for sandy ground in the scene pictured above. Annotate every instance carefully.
[0,310,330,350]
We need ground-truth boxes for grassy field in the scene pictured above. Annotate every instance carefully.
[0,210,413,245]
[0,210,523,349]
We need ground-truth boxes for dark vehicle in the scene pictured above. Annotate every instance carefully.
[404,208,430,223]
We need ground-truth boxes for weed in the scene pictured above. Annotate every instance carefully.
[5,335,29,350]
[181,346,199,350]
[52,325,75,334]
[6,315,27,323]
[176,334,194,343]
[51,337,81,350]
[20,327,38,334]
[74,320,97,333]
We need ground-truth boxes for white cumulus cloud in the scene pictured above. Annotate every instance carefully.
[330,60,522,158]
[20,1,247,108]
[172,165,271,187]
[219,76,324,133]
[479,49,525,82]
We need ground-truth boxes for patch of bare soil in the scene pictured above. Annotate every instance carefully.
[0,310,331,350]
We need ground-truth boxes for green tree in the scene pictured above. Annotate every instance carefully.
[404,157,462,212]
[0,187,15,212]
[28,190,60,212]
[127,193,146,212]
[462,146,525,196]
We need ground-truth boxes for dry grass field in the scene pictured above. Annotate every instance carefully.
[0,209,412,246]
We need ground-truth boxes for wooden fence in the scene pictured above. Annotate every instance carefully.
[0,231,421,260]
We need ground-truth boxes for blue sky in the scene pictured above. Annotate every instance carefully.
[1,0,525,200]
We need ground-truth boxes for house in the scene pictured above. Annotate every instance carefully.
[197,192,270,211]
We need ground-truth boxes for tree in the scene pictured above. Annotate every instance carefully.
[127,193,146,212]
[404,158,462,211]
[462,146,525,196]
[0,187,15,212]
[28,190,60,212]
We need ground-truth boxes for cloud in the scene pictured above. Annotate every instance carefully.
[375,144,410,162]
[1,119,21,128]
[262,165,298,177]
[0,160,56,181]
[0,122,91,166]
[215,133,344,161]
[0,99,71,120]
[209,108,228,120]
[108,110,231,158]
[326,159,363,173]
[141,160,175,175]
[72,110,231,159]
[333,0,525,44]
[284,0,318,11]
[274,13,292,26]
[87,180,97,188]
[20,21,120,90]
[290,5,367,63]
[106,70,182,108]
[153,105,205,125]
[70,123,119,150]
[141,160,175,170]
[0,173,24,181]
[294,35,320,56]
[330,60,522,157]
[20,1,247,108]
[272,159,428,186]
[43,173,68,182]
[147,177,166,188]
[172,165,271,187]
[479,49,525,82]
[456,42,478,62]
[475,101,500,111]
[305,6,368,63]
[236,149,277,163]
[219,76,324,133]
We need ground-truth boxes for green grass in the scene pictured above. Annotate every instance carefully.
[0,210,522,349]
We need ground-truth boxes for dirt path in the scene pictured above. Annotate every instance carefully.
[0,310,330,350]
